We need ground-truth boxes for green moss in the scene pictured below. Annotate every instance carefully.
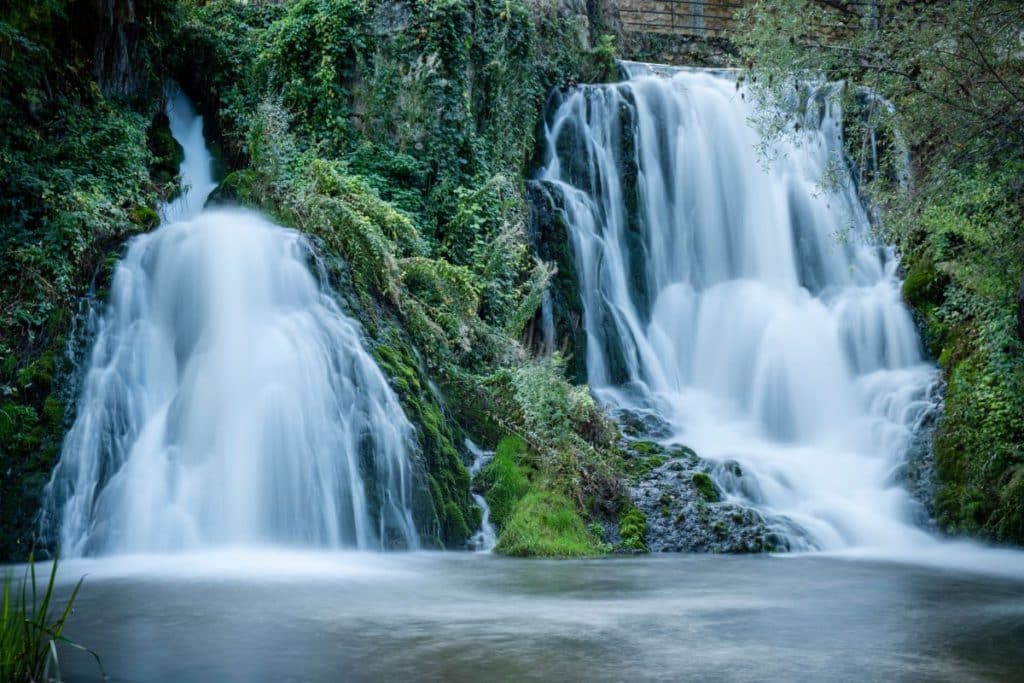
[630,440,663,455]
[366,329,475,548]
[618,506,648,552]
[129,205,160,230]
[494,491,602,558]
[148,110,184,190]
[668,445,698,461]
[443,501,471,544]
[692,472,721,503]
[209,170,260,206]
[624,454,668,479]
[934,349,1024,542]
[902,258,946,308]
[478,435,532,529]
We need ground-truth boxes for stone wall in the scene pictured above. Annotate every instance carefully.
[606,0,753,37]
[598,0,752,66]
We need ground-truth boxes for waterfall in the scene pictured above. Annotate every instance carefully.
[538,65,939,550]
[465,439,497,552]
[43,88,419,555]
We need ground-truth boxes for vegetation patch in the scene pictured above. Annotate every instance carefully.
[618,506,648,552]
[692,473,721,503]
[477,435,533,529]
[494,491,602,558]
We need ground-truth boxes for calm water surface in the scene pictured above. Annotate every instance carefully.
[47,551,1024,682]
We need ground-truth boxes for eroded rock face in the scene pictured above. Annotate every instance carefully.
[892,379,943,529]
[90,0,147,99]
[614,409,786,553]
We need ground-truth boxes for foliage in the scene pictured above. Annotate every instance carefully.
[736,0,1024,543]
[494,491,602,557]
[478,356,621,511]
[618,506,648,552]
[1,555,100,682]
[257,0,370,154]
[0,0,181,560]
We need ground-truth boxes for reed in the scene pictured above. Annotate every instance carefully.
[0,554,102,683]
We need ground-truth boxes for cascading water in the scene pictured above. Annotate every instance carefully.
[43,88,419,555]
[538,64,940,550]
[465,439,497,552]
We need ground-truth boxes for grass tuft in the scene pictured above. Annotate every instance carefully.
[495,491,602,558]
[1,554,102,683]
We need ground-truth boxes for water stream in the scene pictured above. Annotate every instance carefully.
[466,439,498,552]
[42,87,419,554]
[538,65,940,550]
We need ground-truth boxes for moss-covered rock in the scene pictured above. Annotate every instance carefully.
[495,490,602,557]
[370,330,477,548]
[692,472,721,503]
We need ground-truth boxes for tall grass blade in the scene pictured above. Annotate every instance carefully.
[0,553,104,682]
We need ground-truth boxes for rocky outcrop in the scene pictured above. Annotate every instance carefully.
[526,181,588,382]
[73,0,150,99]
[614,410,786,553]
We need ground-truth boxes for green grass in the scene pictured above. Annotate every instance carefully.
[494,491,602,558]
[1,554,101,682]
[477,435,532,529]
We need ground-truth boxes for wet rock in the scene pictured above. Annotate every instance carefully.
[88,0,147,99]
[621,436,784,553]
[613,407,672,439]
[892,379,944,528]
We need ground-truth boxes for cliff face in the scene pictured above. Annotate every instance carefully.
[88,0,147,98]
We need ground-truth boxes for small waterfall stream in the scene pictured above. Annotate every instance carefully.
[466,439,497,552]
[538,65,940,550]
[43,88,419,555]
